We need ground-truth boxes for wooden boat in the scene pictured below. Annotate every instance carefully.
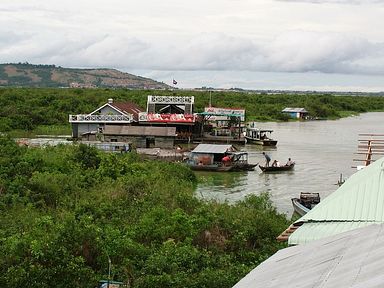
[188,163,233,172]
[186,144,257,172]
[244,122,277,146]
[291,192,320,216]
[188,161,257,172]
[230,152,258,171]
[259,163,295,172]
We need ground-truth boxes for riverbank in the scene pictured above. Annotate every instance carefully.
[14,136,192,162]
[136,147,188,161]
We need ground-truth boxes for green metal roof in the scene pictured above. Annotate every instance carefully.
[288,222,376,245]
[289,156,384,245]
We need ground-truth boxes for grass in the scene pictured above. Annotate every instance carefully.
[33,125,72,136]
[338,111,360,118]
[7,125,72,138]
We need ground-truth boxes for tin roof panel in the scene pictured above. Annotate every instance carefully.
[287,156,384,245]
[288,221,376,245]
[297,156,384,223]
[235,224,384,288]
[282,107,308,113]
[191,144,236,154]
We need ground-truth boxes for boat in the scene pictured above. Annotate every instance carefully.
[244,122,277,146]
[259,162,295,172]
[291,192,320,216]
[186,143,257,172]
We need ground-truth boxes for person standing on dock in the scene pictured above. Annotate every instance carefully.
[262,152,271,167]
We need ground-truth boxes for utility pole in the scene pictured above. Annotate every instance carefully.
[209,90,212,107]
[108,256,111,288]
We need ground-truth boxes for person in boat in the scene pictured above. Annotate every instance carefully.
[285,158,294,166]
[262,152,271,167]
[271,160,280,167]
[222,155,231,166]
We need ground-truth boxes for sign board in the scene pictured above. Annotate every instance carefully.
[139,112,195,123]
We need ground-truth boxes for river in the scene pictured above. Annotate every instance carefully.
[195,112,384,216]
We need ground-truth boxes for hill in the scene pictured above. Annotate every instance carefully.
[0,63,171,89]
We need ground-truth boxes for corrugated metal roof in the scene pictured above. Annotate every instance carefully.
[288,221,376,245]
[191,144,236,154]
[288,156,384,245]
[282,107,308,113]
[297,156,384,223]
[197,111,244,117]
[111,102,144,121]
[88,101,144,121]
[104,125,176,137]
[234,224,384,288]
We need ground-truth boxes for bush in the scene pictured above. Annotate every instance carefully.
[0,138,289,287]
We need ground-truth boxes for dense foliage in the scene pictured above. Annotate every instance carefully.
[0,136,289,287]
[1,88,384,134]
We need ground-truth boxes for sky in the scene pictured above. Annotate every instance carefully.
[1,0,384,92]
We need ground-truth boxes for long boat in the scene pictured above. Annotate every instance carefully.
[291,192,320,216]
[259,163,295,172]
[244,123,277,146]
[186,143,257,172]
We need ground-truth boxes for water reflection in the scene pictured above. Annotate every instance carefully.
[195,112,384,215]
[196,171,246,189]
[195,171,249,200]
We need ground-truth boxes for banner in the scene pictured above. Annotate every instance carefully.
[139,112,195,123]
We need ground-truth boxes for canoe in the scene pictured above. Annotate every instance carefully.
[259,163,295,172]
[291,198,310,216]
[291,192,320,216]
[231,162,258,172]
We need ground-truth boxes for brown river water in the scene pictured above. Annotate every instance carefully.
[195,112,384,216]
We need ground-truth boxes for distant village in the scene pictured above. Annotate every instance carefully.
[69,95,308,151]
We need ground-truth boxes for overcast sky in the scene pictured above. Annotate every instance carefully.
[1,0,384,91]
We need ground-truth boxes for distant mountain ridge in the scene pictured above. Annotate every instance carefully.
[0,63,171,89]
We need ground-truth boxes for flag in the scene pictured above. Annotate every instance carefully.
[173,79,177,85]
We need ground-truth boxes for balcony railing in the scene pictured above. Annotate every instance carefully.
[69,114,133,123]
[148,95,194,104]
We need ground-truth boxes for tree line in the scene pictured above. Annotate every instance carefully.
[1,88,384,134]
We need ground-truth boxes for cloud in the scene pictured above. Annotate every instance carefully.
[1,0,383,76]
[275,0,384,4]
[123,31,384,75]
[1,29,384,76]
[262,31,379,74]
